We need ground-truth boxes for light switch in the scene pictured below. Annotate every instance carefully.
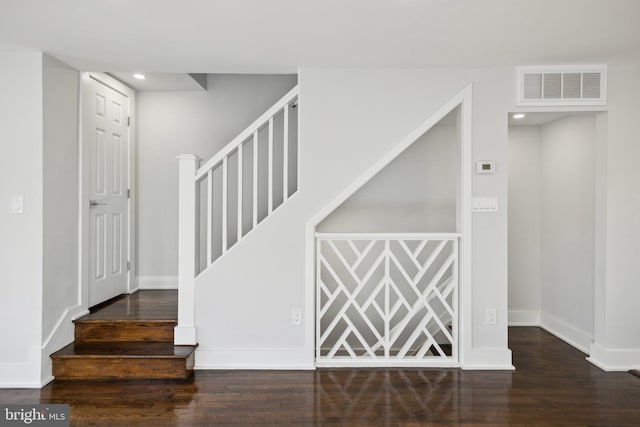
[11,196,24,214]
[472,197,498,213]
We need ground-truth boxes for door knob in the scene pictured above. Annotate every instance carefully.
[90,200,107,208]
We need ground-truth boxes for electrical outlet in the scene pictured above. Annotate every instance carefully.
[486,308,497,325]
[11,196,24,214]
[291,308,302,325]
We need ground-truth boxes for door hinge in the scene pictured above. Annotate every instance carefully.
[127,188,131,199]
[127,116,131,127]
[127,261,130,271]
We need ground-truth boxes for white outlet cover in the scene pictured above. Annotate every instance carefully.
[11,196,24,214]
[486,308,497,325]
[291,309,302,326]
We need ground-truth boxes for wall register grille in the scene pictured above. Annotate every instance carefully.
[517,65,607,106]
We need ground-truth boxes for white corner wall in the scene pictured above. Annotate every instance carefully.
[137,74,297,289]
[507,126,541,326]
[540,115,596,352]
[589,65,640,371]
[0,51,45,387]
[41,54,83,384]
[0,51,82,388]
[194,68,513,370]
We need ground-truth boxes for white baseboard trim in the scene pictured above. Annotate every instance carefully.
[587,342,640,372]
[41,375,54,387]
[128,277,140,294]
[138,275,178,290]
[508,310,540,326]
[0,347,42,388]
[539,311,593,355]
[460,348,514,370]
[195,348,314,370]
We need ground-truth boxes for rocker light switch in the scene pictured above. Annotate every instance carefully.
[11,196,24,214]
[472,197,498,213]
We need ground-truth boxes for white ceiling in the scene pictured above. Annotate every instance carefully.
[109,73,207,91]
[1,0,639,73]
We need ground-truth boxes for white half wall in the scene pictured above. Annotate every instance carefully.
[0,51,44,387]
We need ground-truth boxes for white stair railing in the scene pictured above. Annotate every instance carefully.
[316,233,459,367]
[175,86,299,345]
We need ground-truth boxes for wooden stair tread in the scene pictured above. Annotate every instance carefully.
[81,290,178,321]
[75,318,176,324]
[51,291,195,381]
[52,342,197,359]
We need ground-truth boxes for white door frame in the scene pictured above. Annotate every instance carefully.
[506,105,607,360]
[79,72,137,309]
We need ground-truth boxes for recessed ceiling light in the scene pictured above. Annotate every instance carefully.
[133,73,146,80]
[513,113,526,119]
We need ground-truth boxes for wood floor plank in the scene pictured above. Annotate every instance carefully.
[3,328,640,425]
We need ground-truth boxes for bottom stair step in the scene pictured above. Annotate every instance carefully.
[51,342,197,380]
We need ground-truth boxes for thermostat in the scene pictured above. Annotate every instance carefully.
[476,160,496,174]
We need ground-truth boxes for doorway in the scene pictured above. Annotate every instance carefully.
[508,112,599,354]
[81,73,136,307]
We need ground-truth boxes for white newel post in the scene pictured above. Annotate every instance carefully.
[175,154,201,345]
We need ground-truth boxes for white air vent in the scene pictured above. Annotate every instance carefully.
[517,65,606,106]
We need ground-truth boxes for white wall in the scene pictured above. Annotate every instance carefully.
[539,115,595,350]
[590,65,640,370]
[194,68,513,370]
[137,74,297,288]
[41,54,82,383]
[318,121,458,233]
[0,51,44,387]
[507,126,541,324]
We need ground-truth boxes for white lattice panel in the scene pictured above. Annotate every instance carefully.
[316,234,459,367]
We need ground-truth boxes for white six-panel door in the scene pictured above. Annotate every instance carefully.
[87,78,129,306]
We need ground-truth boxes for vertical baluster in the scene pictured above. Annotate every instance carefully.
[252,130,258,228]
[452,238,459,361]
[222,157,228,253]
[384,239,390,359]
[283,105,289,202]
[237,143,243,241]
[268,117,274,214]
[206,169,213,266]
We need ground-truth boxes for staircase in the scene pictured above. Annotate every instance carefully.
[175,85,299,345]
[51,290,196,380]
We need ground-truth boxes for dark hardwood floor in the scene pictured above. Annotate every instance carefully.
[3,327,639,425]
